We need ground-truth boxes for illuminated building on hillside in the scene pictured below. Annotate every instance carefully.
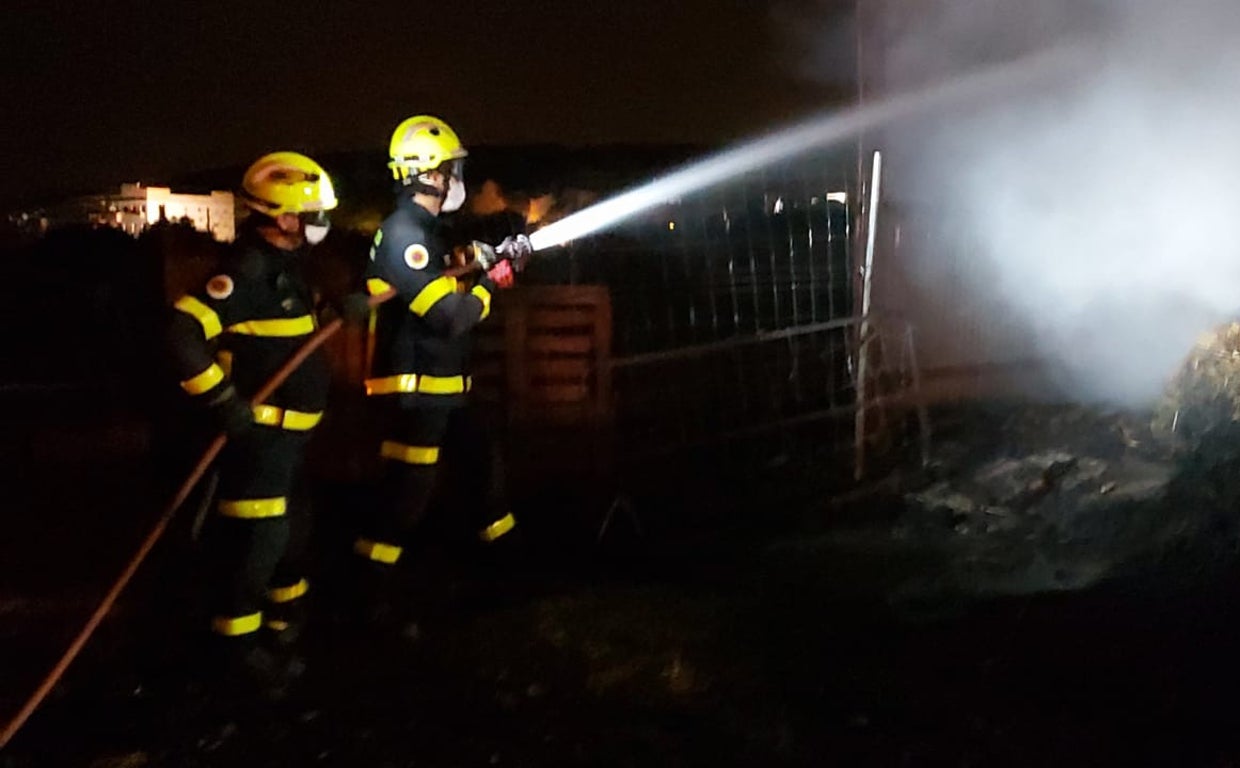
[45,183,237,241]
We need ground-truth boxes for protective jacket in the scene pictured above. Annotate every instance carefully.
[363,195,495,405]
[166,228,329,426]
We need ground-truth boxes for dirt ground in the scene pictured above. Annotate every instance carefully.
[6,400,1240,767]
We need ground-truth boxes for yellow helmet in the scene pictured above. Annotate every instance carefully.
[240,152,338,217]
[387,115,468,182]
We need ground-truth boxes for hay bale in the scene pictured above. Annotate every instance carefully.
[1153,321,1240,444]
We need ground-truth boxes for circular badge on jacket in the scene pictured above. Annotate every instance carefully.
[404,244,430,271]
[206,274,234,300]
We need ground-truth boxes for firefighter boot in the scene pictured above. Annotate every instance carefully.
[214,635,306,702]
[263,592,310,649]
[346,555,410,634]
[459,518,529,611]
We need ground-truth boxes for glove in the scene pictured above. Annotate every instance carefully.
[206,385,254,438]
[339,292,372,324]
[496,234,533,272]
[486,259,515,289]
[471,241,501,270]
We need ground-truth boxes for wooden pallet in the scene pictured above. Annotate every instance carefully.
[474,285,612,428]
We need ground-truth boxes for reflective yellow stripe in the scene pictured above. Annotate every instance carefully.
[265,619,290,632]
[212,612,262,637]
[181,363,225,395]
[366,302,378,373]
[226,315,316,337]
[268,578,309,603]
[365,374,418,395]
[251,404,323,431]
[354,538,403,564]
[364,374,471,395]
[218,497,287,518]
[367,278,393,296]
[419,374,471,394]
[471,284,492,321]
[216,350,233,377]
[279,410,322,430]
[380,441,440,465]
[479,512,517,543]
[174,295,222,340]
[410,276,457,316]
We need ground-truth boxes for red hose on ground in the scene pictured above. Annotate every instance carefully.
[0,289,396,750]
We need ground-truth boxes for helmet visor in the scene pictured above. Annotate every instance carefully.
[440,158,465,181]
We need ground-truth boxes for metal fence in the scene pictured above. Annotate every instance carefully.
[519,151,872,484]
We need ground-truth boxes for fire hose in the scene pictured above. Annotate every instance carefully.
[0,287,403,749]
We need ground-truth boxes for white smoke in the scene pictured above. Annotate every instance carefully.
[863,0,1240,404]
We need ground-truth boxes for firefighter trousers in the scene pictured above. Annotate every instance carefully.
[353,400,515,571]
[202,425,313,646]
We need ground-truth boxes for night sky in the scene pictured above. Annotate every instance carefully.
[2,1,853,205]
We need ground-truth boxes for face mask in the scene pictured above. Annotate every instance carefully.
[304,223,330,245]
[300,210,330,245]
[441,176,466,213]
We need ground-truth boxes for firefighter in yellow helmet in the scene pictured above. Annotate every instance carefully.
[164,151,337,695]
[351,116,530,626]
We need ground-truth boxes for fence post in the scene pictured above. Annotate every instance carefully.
[854,151,883,481]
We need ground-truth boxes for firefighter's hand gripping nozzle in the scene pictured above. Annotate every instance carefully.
[469,235,532,272]
[469,240,501,271]
[466,238,524,288]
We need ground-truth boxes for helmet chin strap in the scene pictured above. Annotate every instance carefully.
[398,171,448,199]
